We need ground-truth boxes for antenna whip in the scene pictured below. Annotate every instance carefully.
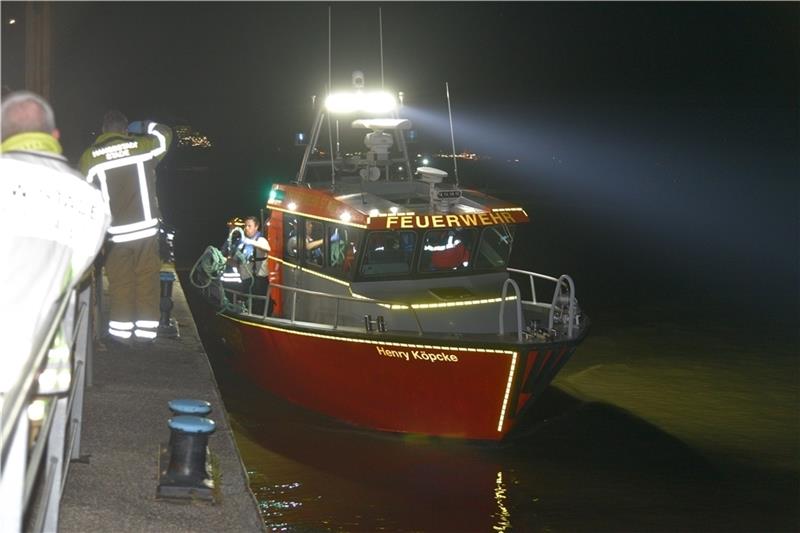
[446,82,459,186]
[328,6,332,90]
[379,8,385,88]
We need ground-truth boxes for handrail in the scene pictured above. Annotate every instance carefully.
[0,286,71,467]
[507,267,579,338]
[548,275,577,337]
[0,274,93,532]
[207,267,579,341]
[506,267,558,306]
[215,281,425,335]
[498,278,523,342]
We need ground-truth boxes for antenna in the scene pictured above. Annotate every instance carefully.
[326,83,335,188]
[328,5,332,91]
[326,7,336,188]
[379,8,385,88]
[446,82,460,187]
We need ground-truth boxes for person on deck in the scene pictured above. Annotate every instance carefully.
[427,229,470,270]
[79,110,173,344]
[304,219,324,266]
[240,216,271,313]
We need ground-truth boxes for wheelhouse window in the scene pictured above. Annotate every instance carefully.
[283,214,299,260]
[419,228,477,273]
[360,230,416,276]
[304,219,325,268]
[327,224,363,279]
[475,225,515,270]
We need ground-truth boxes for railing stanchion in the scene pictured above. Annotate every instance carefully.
[410,308,423,335]
[41,397,68,533]
[499,279,523,342]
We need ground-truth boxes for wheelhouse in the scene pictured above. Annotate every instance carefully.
[273,211,518,283]
[266,185,528,284]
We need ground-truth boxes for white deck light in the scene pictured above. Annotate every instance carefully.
[325,90,396,114]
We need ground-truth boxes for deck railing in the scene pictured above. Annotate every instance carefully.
[211,282,426,335]
[0,273,93,533]
[507,268,579,338]
[206,266,580,341]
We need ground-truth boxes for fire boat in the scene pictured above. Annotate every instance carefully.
[190,75,589,441]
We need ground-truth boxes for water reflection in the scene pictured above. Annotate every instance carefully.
[255,478,303,531]
[492,471,512,532]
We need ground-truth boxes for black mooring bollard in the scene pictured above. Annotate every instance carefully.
[157,415,216,500]
[158,271,179,338]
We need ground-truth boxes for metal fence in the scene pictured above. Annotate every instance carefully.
[0,272,94,532]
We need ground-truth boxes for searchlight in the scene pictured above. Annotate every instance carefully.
[325,90,397,114]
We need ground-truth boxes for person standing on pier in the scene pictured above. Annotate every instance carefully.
[79,111,173,344]
[0,91,81,178]
[1,92,110,378]
[1,90,110,278]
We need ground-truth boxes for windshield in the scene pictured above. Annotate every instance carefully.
[419,228,477,273]
[474,225,514,269]
[361,230,416,276]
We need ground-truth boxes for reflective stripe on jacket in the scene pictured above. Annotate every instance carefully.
[79,123,173,243]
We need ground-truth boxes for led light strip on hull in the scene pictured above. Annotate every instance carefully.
[223,313,518,434]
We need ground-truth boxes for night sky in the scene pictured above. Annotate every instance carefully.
[2,3,796,154]
[2,2,798,320]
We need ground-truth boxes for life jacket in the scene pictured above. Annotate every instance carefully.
[246,231,269,278]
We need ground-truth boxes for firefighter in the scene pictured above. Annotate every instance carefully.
[79,110,173,343]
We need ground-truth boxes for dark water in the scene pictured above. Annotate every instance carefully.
[183,282,798,532]
[168,107,798,531]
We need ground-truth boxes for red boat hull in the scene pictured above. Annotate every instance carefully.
[213,312,579,441]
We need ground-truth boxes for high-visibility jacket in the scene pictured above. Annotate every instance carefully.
[0,131,84,178]
[79,123,173,243]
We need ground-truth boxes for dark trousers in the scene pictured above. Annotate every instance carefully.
[105,235,160,324]
[250,276,270,315]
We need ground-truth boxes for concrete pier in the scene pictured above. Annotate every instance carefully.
[59,272,264,532]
